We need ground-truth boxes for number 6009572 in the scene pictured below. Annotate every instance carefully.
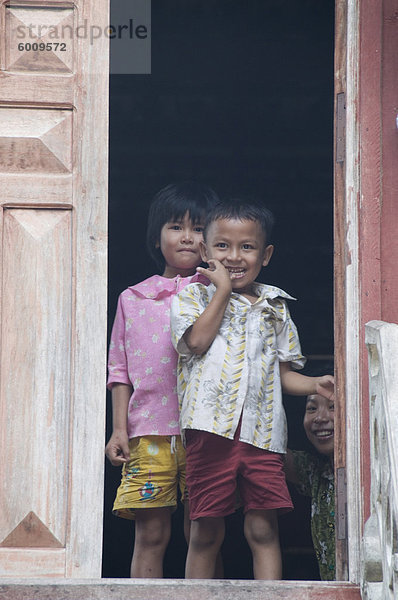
[18,42,67,51]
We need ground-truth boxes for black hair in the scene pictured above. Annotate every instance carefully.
[146,181,219,269]
[203,198,275,247]
[302,359,335,409]
[301,359,335,384]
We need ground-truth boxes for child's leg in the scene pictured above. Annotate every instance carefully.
[131,507,171,578]
[184,500,224,578]
[243,509,281,580]
[183,499,190,545]
[185,516,225,578]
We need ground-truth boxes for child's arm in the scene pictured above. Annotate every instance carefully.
[183,259,232,355]
[105,383,132,466]
[279,362,335,400]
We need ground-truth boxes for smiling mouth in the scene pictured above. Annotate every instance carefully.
[226,267,246,279]
[313,430,334,439]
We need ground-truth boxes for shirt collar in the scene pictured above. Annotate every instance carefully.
[204,282,296,321]
[129,272,208,300]
[207,282,296,304]
[251,282,297,302]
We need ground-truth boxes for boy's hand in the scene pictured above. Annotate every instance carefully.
[315,375,335,401]
[197,259,232,294]
[105,431,130,466]
[183,259,232,355]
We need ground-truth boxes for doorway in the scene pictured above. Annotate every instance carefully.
[103,0,335,579]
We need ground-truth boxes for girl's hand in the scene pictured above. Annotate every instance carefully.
[105,430,130,466]
[197,259,232,294]
[315,375,335,401]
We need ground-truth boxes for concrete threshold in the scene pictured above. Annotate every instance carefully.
[0,578,361,600]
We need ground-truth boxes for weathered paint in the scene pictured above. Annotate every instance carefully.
[364,321,398,599]
[0,0,109,579]
[335,0,398,587]
[0,579,362,600]
[358,0,398,526]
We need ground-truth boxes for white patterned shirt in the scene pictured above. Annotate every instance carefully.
[171,282,306,452]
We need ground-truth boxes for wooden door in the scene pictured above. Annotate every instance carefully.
[0,0,108,578]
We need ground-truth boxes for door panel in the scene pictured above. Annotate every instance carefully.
[0,0,108,578]
[0,208,71,551]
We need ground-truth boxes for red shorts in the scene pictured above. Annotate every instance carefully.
[185,428,293,520]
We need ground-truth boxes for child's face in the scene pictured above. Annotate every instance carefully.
[158,211,204,278]
[201,218,273,295]
[303,394,335,457]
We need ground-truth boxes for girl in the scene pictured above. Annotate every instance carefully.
[105,181,218,578]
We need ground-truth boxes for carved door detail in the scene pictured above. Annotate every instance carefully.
[0,0,108,578]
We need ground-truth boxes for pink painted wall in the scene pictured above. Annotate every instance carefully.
[359,0,398,521]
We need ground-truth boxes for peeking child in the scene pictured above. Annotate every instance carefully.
[285,390,336,580]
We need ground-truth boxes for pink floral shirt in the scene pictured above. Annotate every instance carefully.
[107,273,206,439]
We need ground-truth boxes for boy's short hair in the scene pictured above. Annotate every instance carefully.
[203,198,275,246]
[146,181,219,269]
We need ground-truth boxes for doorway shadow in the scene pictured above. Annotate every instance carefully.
[103,0,334,579]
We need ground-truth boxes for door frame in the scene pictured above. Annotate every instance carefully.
[334,0,362,583]
[334,0,395,584]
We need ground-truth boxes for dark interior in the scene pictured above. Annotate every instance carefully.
[103,0,335,580]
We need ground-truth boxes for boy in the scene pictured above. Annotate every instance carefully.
[170,199,334,579]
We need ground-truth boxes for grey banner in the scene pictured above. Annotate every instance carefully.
[110,0,151,74]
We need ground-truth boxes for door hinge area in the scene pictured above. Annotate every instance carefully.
[337,466,347,540]
[336,92,346,164]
